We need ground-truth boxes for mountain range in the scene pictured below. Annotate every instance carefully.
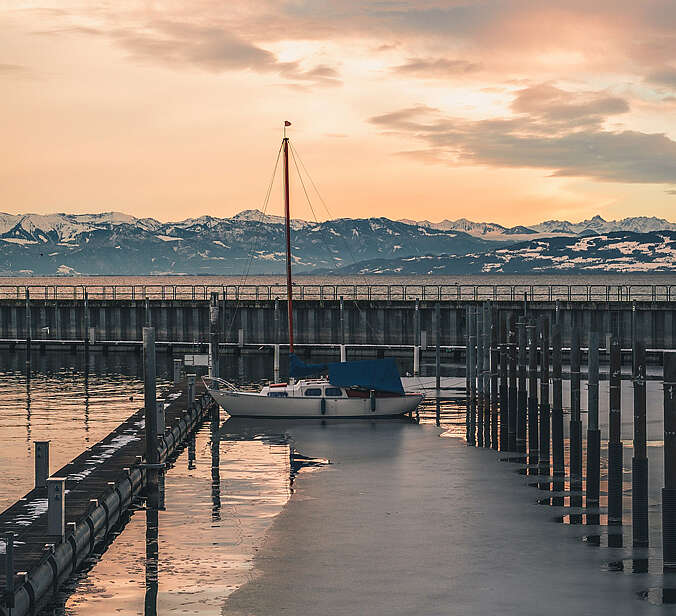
[0,210,674,275]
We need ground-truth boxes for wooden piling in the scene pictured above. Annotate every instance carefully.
[551,322,564,505]
[507,317,517,452]
[632,331,648,547]
[468,307,477,446]
[569,327,583,520]
[527,322,539,474]
[476,306,484,447]
[483,303,491,447]
[499,317,508,451]
[143,327,159,468]
[490,311,499,450]
[517,320,527,454]
[34,441,49,489]
[663,351,676,570]
[608,336,623,545]
[435,302,441,394]
[538,317,550,490]
[585,331,600,525]
[209,292,220,380]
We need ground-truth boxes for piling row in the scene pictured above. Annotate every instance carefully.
[465,307,676,573]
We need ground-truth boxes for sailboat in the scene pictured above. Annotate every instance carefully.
[204,124,424,418]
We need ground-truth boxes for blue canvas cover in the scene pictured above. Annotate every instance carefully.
[288,353,404,395]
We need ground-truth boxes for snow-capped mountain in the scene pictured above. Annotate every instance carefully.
[324,231,676,275]
[1,210,674,275]
[0,210,497,275]
[399,214,676,239]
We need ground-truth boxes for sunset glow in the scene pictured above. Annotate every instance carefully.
[2,1,676,225]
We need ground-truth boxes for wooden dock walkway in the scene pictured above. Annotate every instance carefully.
[0,381,215,616]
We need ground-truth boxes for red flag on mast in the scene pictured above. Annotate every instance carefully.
[284,121,291,126]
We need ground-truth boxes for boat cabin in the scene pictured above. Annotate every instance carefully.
[261,379,347,398]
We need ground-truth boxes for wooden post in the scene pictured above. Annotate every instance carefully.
[516,320,527,454]
[483,302,491,447]
[476,306,484,447]
[632,331,648,547]
[507,318,517,452]
[435,302,441,393]
[173,359,182,385]
[468,307,476,445]
[538,317,550,490]
[209,292,220,380]
[465,305,471,443]
[144,327,159,467]
[527,322,539,474]
[25,288,31,352]
[586,331,600,525]
[569,326,583,520]
[608,336,623,546]
[663,351,676,570]
[499,315,508,451]
[490,310,499,450]
[551,322,564,505]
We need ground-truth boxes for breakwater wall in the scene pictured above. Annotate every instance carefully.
[0,298,674,350]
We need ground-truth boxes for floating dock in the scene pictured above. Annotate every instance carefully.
[0,374,215,616]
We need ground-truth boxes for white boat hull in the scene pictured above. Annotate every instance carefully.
[207,388,424,418]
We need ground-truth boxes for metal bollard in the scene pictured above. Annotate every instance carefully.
[663,351,676,570]
[34,440,50,489]
[47,476,67,538]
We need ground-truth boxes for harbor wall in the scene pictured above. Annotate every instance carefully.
[0,299,674,349]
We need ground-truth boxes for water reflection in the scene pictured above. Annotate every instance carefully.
[144,480,160,616]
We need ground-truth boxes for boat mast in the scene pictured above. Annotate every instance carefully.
[283,122,294,353]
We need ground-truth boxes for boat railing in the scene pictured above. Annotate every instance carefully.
[0,283,673,302]
[201,376,239,392]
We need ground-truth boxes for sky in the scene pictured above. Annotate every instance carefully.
[1,1,676,226]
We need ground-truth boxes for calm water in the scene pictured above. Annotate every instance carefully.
[0,348,671,614]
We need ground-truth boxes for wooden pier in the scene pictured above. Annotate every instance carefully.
[0,379,215,616]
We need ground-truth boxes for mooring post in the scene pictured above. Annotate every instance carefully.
[435,302,441,394]
[499,316,508,451]
[209,292,220,380]
[143,327,159,467]
[507,317,517,452]
[274,297,280,345]
[483,302,491,447]
[663,351,676,570]
[3,531,15,610]
[25,288,31,351]
[414,298,421,377]
[144,297,150,327]
[551,322,564,505]
[274,344,281,381]
[468,307,477,446]
[527,322,539,473]
[34,440,50,488]
[632,331,649,547]
[490,310,499,450]
[476,306,484,447]
[538,317,551,490]
[47,476,66,538]
[516,319,527,454]
[173,359,182,385]
[569,326,583,520]
[586,331,600,525]
[83,289,89,346]
[608,336,623,546]
[465,305,471,443]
